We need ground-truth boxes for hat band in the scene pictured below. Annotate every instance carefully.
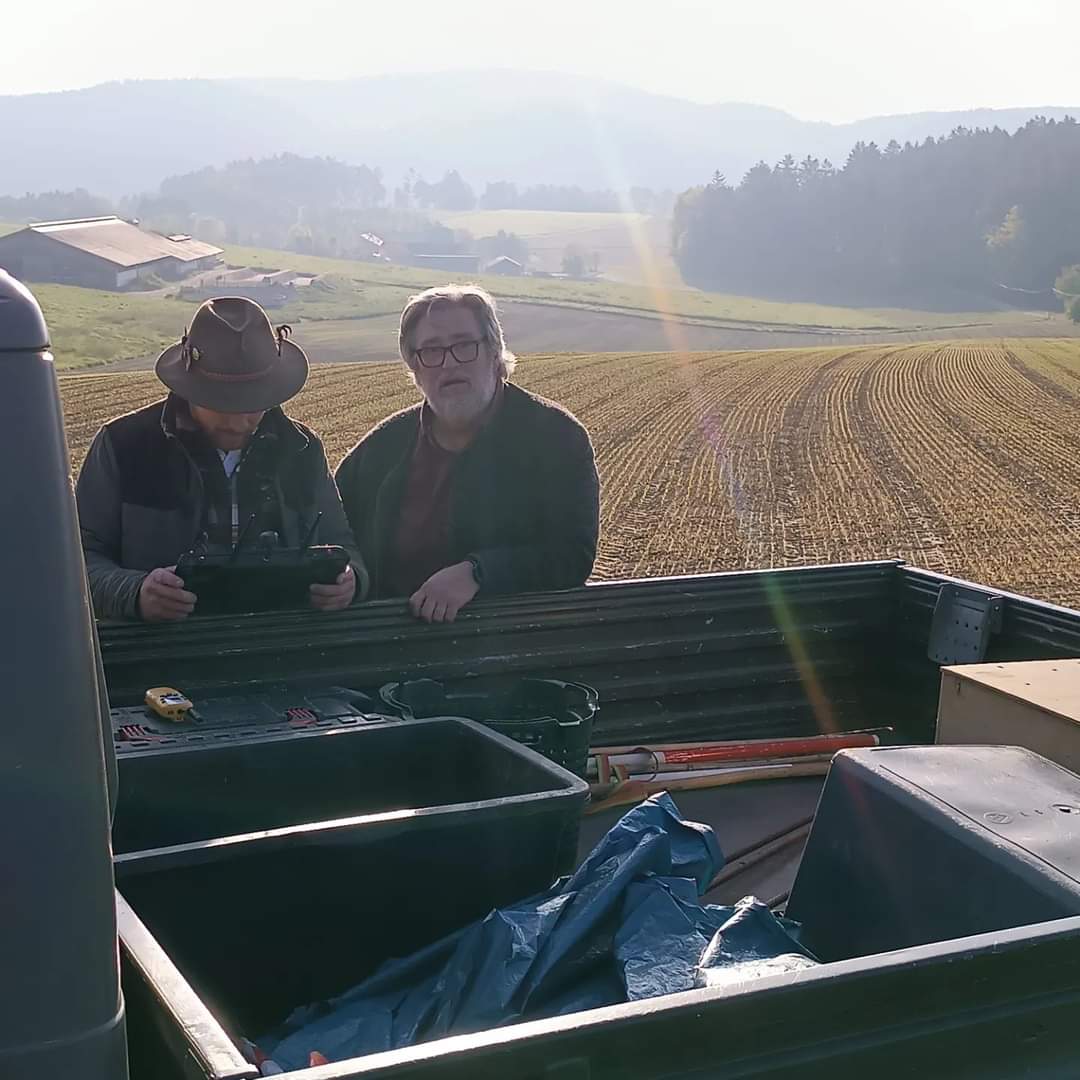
[194,360,277,383]
[181,339,278,382]
[178,323,292,383]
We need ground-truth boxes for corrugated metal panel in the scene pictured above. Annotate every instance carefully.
[100,561,900,745]
[900,568,1080,656]
[11,218,222,269]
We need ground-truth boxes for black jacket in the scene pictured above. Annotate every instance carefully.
[76,395,366,619]
[335,382,600,598]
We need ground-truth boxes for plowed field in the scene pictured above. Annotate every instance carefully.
[59,340,1080,606]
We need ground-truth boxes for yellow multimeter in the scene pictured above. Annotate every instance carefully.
[144,687,196,722]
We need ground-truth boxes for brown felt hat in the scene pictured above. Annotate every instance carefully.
[156,296,308,413]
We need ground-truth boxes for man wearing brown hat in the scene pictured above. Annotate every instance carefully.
[76,296,366,621]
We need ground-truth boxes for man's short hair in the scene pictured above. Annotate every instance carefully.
[398,284,517,380]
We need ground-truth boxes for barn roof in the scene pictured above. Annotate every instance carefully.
[7,217,223,269]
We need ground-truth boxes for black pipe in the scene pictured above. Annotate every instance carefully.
[0,270,128,1077]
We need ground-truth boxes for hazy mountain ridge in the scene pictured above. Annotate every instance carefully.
[0,71,1075,197]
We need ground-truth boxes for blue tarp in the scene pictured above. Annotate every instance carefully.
[255,793,813,1070]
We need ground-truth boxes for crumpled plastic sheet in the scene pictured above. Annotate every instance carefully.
[252,792,814,1071]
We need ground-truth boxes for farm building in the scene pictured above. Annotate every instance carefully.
[0,217,223,289]
[485,256,524,276]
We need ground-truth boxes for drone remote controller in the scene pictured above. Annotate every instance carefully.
[175,515,349,615]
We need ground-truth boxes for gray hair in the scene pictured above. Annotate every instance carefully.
[398,284,517,380]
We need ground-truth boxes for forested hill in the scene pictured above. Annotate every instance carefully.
[672,117,1080,310]
[0,72,1076,196]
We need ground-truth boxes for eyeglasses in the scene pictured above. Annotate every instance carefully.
[414,340,482,368]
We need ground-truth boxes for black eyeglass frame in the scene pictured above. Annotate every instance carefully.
[414,340,484,369]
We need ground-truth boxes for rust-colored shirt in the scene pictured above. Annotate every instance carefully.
[383,410,459,597]
[384,387,505,597]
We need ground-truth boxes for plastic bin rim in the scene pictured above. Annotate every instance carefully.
[114,716,587,871]
[113,778,584,872]
[116,892,248,1077]
[116,906,1080,1077]
[380,679,597,727]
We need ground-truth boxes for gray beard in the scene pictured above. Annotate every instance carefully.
[428,381,496,428]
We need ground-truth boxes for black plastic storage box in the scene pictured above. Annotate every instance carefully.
[786,744,1080,960]
[118,719,587,1077]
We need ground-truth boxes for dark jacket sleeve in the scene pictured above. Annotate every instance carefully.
[75,427,147,620]
[471,416,600,594]
[309,439,370,601]
[334,430,386,583]
[334,440,366,545]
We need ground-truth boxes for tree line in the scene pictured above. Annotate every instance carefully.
[1,156,671,236]
[0,188,114,224]
[0,155,671,265]
[393,171,674,215]
[1057,267,1080,322]
[672,117,1080,309]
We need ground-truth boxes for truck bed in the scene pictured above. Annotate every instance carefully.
[102,561,1080,1079]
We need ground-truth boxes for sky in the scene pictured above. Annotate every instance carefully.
[5,0,1074,122]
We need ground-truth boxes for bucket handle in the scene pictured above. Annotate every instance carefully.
[379,682,418,721]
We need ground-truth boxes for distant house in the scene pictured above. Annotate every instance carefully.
[0,217,223,290]
[485,256,524,276]
[410,253,481,274]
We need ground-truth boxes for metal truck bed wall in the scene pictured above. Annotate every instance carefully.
[120,904,1080,1079]
[102,562,1080,1079]
[99,560,1080,748]
[310,914,1080,1079]
[326,914,1080,1079]
[892,567,1080,741]
[98,561,901,745]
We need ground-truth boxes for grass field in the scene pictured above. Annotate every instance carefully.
[60,339,1080,607]
[30,273,408,370]
[222,241,1022,332]
[36,284,198,368]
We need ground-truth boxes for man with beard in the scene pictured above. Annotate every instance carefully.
[77,296,365,621]
[335,285,599,623]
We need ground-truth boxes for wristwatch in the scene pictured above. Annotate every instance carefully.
[466,555,484,587]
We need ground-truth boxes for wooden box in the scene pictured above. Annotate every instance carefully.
[936,659,1080,774]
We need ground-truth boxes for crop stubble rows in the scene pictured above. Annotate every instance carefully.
[58,340,1080,607]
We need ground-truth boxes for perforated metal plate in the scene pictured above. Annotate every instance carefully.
[928,584,1004,665]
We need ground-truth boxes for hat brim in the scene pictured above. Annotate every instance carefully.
[155,338,309,413]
